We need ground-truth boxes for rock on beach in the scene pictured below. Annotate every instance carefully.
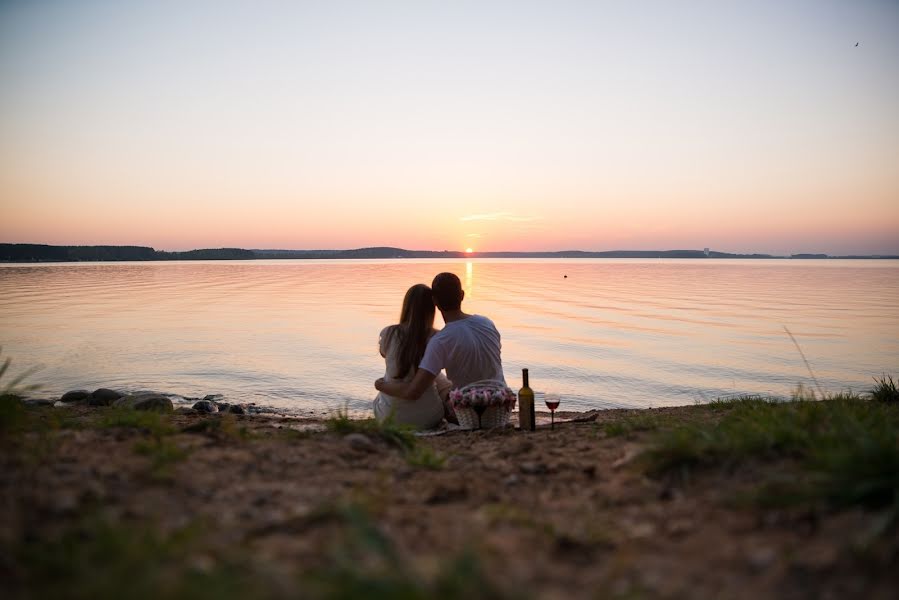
[60,390,91,403]
[113,393,174,412]
[88,388,123,406]
[192,400,219,413]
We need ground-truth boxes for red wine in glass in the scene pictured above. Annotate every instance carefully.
[545,393,560,429]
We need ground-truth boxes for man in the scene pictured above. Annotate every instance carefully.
[374,272,505,421]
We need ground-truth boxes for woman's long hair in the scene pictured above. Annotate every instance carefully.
[389,284,436,378]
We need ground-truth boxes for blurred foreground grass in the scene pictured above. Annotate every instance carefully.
[9,502,508,600]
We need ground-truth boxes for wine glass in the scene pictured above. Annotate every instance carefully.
[544,393,560,430]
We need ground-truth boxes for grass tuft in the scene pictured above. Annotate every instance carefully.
[11,516,264,600]
[134,437,189,474]
[870,375,899,404]
[641,393,899,530]
[0,393,28,435]
[304,502,511,599]
[99,407,174,437]
[603,413,659,438]
[325,406,416,452]
[0,347,41,398]
[404,445,447,470]
[181,414,256,441]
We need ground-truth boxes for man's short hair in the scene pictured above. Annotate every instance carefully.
[432,272,463,311]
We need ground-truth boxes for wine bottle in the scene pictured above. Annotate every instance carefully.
[518,368,536,431]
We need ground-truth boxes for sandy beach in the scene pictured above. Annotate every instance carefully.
[2,394,896,599]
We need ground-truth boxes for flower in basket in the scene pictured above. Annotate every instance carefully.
[449,384,517,411]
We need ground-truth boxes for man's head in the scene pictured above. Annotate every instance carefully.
[431,272,464,312]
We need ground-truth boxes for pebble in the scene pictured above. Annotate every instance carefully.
[48,491,79,515]
[344,433,375,453]
[791,544,838,571]
[746,546,777,572]
[425,484,468,504]
[625,522,656,539]
[519,462,548,475]
[612,448,639,469]
[192,400,219,413]
[187,554,216,574]
[665,518,694,537]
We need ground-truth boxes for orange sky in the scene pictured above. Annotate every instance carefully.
[1,1,898,255]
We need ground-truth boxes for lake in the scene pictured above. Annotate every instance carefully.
[1,259,897,416]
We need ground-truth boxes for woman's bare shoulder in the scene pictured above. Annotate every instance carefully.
[380,324,404,348]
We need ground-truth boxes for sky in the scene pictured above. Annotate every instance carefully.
[1,0,897,254]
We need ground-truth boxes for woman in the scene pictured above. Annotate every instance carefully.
[373,283,451,429]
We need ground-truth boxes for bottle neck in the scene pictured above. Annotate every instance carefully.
[522,369,529,387]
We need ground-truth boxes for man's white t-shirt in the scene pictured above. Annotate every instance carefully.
[418,315,504,388]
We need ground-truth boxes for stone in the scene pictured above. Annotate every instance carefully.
[88,388,122,406]
[60,390,90,403]
[612,448,639,469]
[425,484,468,504]
[192,400,219,413]
[625,522,656,540]
[24,398,55,407]
[665,518,695,538]
[746,546,777,572]
[519,462,548,475]
[113,393,174,412]
[345,433,375,453]
[175,407,197,415]
[47,491,79,515]
[791,544,838,571]
[215,402,231,413]
[227,404,247,415]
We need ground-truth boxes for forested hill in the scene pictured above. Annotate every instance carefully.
[0,244,254,262]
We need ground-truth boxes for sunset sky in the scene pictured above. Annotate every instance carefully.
[1,1,897,255]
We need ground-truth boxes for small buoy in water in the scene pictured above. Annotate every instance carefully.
[564,275,568,278]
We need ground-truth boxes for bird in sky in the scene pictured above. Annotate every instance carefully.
[855,42,859,47]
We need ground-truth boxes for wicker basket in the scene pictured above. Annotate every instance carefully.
[455,404,511,430]
[451,380,514,430]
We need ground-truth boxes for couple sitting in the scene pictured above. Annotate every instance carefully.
[374,272,505,429]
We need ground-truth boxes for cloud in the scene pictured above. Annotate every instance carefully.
[465,233,483,238]
[459,212,542,223]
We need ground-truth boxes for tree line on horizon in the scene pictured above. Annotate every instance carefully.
[0,243,894,262]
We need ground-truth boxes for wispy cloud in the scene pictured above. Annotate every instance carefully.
[465,233,483,238]
[459,212,542,223]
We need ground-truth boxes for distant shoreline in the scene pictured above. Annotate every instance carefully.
[2,243,897,263]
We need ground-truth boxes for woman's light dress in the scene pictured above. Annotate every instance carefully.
[373,326,451,429]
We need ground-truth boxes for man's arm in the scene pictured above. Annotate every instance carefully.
[375,368,437,401]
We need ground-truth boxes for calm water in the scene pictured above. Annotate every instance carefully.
[1,259,897,415]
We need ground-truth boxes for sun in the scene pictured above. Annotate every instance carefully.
[465,247,474,254]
